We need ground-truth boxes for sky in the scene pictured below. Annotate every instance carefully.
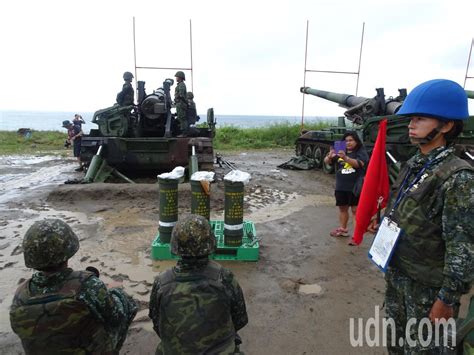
[0,0,473,118]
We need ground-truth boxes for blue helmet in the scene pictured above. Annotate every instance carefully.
[397,79,469,121]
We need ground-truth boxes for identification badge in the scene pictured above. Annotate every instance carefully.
[368,217,401,272]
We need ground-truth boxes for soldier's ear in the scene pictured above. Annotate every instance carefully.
[439,121,454,134]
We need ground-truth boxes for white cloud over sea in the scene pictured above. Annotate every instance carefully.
[0,0,473,117]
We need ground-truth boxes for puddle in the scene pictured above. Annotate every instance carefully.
[246,193,333,223]
[0,155,62,167]
[298,283,323,295]
[0,155,75,204]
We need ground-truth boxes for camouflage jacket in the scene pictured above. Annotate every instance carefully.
[387,146,474,305]
[10,267,137,354]
[149,259,248,354]
[174,81,187,104]
[187,99,198,124]
[116,82,134,106]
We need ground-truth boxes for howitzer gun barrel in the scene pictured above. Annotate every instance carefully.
[466,90,474,99]
[300,87,370,109]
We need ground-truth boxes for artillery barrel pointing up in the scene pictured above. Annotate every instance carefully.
[300,87,370,109]
[466,90,474,99]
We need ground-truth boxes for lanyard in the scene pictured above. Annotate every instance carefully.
[389,148,448,216]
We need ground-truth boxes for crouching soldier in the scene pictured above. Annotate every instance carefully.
[10,219,138,355]
[149,214,248,355]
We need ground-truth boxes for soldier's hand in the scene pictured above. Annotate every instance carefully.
[429,299,454,323]
[326,149,336,159]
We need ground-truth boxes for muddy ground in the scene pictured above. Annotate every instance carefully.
[0,149,470,354]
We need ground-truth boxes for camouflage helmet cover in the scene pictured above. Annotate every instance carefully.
[123,71,134,81]
[171,214,215,257]
[23,219,80,269]
[175,71,185,80]
[186,92,194,99]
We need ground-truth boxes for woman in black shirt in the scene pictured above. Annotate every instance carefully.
[323,131,368,238]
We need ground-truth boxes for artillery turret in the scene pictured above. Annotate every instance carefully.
[300,87,406,124]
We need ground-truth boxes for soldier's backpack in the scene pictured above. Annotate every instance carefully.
[10,270,114,355]
[156,261,236,354]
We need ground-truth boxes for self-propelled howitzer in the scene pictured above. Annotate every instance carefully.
[297,86,411,183]
[297,86,474,182]
[80,78,216,179]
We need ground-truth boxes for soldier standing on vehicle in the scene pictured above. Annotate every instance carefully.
[149,214,248,354]
[116,71,135,106]
[368,79,474,353]
[10,219,138,354]
[187,91,198,125]
[174,71,188,134]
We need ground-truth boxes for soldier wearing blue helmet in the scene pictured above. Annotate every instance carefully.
[373,79,474,353]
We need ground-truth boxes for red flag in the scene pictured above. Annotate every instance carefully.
[352,119,390,245]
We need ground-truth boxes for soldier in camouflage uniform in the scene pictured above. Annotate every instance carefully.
[10,219,138,355]
[174,70,188,134]
[116,71,135,106]
[149,214,248,355]
[378,79,474,354]
[187,91,198,125]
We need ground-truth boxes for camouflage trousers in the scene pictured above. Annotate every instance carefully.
[384,268,459,355]
[176,103,188,131]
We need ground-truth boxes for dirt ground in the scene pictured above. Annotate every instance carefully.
[0,149,470,354]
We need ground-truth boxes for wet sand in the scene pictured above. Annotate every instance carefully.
[0,149,470,354]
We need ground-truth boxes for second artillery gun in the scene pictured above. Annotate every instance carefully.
[298,86,474,183]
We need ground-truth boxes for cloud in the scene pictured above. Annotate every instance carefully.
[0,0,473,116]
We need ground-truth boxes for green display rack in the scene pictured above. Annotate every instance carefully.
[151,220,259,261]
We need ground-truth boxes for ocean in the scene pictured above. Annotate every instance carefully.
[0,110,333,134]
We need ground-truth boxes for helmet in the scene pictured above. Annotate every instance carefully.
[123,71,134,81]
[171,214,215,257]
[23,219,80,269]
[175,71,185,80]
[397,79,469,121]
[186,92,194,99]
[62,120,71,127]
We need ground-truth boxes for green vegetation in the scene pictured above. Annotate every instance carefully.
[0,121,333,155]
[213,121,332,150]
[0,130,67,155]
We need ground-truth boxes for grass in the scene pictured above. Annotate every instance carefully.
[0,121,333,155]
[213,121,332,150]
[0,130,67,155]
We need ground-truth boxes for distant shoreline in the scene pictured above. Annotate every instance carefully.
[0,110,336,132]
[0,120,332,154]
